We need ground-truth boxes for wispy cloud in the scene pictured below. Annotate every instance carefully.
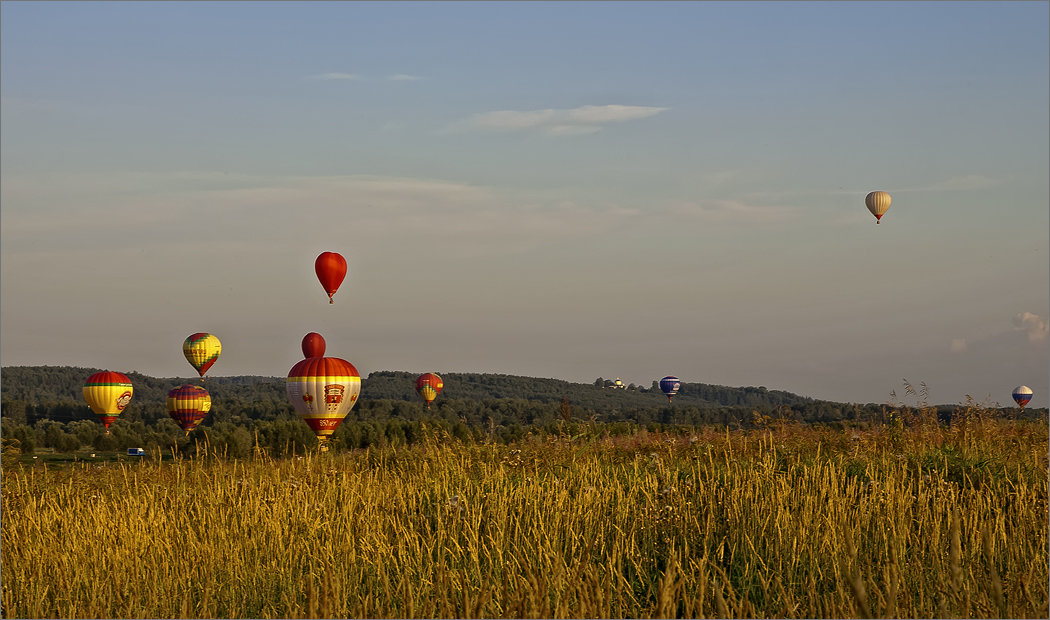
[307,72,360,80]
[944,313,1047,361]
[1013,312,1049,343]
[387,74,421,81]
[450,104,668,136]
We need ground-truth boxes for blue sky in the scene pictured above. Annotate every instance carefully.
[2,1,1048,408]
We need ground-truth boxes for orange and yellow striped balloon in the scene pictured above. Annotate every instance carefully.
[83,371,134,432]
[166,384,212,435]
[415,372,443,409]
[286,357,361,446]
[183,333,221,379]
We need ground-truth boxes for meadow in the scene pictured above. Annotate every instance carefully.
[2,415,1047,619]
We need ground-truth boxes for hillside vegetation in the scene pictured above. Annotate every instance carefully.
[2,366,818,410]
[2,366,1042,459]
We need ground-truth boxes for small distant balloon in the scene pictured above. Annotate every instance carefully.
[659,376,681,403]
[415,373,444,410]
[1012,385,1033,411]
[183,333,221,381]
[166,384,212,435]
[865,191,891,224]
[315,252,348,304]
[302,332,326,358]
[83,371,134,433]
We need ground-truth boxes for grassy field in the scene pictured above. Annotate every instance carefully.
[2,416,1047,618]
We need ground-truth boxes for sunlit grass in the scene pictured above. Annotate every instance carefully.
[3,417,1047,618]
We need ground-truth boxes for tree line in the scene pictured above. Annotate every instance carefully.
[2,366,1043,457]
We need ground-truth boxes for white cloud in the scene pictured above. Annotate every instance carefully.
[544,124,604,136]
[950,338,968,353]
[469,109,558,130]
[387,74,421,81]
[452,104,668,135]
[307,72,360,80]
[1013,312,1049,342]
[564,104,666,124]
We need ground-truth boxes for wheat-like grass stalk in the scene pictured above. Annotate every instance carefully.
[2,418,1047,618]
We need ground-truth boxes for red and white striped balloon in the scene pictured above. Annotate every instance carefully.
[286,356,361,446]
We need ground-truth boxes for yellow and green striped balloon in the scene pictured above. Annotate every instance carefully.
[183,333,221,380]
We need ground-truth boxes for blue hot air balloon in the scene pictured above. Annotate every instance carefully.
[659,376,681,403]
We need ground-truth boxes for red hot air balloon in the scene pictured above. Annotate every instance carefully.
[415,373,444,410]
[315,252,348,304]
[302,332,326,359]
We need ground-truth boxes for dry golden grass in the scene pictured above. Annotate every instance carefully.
[2,418,1047,618]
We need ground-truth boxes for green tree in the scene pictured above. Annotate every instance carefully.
[93,433,117,451]
[1,400,28,424]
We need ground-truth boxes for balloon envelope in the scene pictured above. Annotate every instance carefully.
[865,191,891,223]
[659,376,681,402]
[166,384,212,435]
[287,357,361,442]
[302,332,326,358]
[83,371,134,430]
[1012,385,1033,409]
[415,373,444,408]
[315,252,348,304]
[183,333,221,379]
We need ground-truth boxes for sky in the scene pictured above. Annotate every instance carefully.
[2,1,1048,408]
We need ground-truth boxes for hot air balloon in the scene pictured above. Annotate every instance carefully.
[659,376,681,403]
[865,191,891,224]
[315,252,348,304]
[1012,385,1033,411]
[183,333,221,381]
[302,332,326,358]
[83,371,134,433]
[415,373,444,410]
[287,356,361,451]
[166,384,212,435]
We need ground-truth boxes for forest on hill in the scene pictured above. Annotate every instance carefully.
[1,366,820,411]
[2,365,1041,458]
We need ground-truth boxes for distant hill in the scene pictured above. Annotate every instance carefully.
[3,366,1043,442]
[363,370,821,410]
[1,365,821,411]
